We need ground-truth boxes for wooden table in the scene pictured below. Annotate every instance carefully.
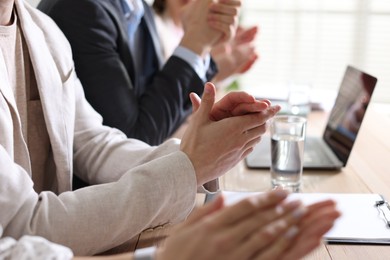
[219,103,390,259]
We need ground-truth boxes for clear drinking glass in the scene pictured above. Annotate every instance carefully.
[270,115,307,192]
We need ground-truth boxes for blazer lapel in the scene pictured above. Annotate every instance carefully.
[15,0,71,191]
[100,0,163,84]
[101,0,136,83]
[0,51,18,111]
[0,48,32,173]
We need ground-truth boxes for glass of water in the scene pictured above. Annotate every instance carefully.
[270,115,307,192]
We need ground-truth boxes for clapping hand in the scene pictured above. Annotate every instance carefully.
[156,190,340,260]
[180,82,279,186]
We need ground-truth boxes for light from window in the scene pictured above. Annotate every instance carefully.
[238,0,390,104]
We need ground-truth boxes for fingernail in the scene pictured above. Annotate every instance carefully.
[260,100,269,108]
[292,207,307,219]
[275,205,284,215]
[286,200,301,209]
[272,105,281,113]
[284,226,299,239]
[204,85,212,94]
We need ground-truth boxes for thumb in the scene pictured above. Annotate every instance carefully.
[238,53,258,74]
[197,82,216,121]
[189,92,201,112]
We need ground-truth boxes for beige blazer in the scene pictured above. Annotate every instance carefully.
[0,0,198,255]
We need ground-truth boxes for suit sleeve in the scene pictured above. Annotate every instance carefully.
[1,71,198,256]
[42,0,217,145]
[0,144,197,256]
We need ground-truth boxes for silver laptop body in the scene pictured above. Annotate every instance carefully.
[245,65,378,170]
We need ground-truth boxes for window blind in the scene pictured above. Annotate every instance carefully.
[238,0,390,103]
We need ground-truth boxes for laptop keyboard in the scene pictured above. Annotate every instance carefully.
[304,138,335,166]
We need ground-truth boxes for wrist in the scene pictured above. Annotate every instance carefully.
[180,147,207,187]
[180,34,212,58]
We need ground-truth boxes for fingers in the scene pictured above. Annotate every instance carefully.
[185,195,225,226]
[214,104,279,161]
[216,90,257,108]
[208,13,236,25]
[209,0,241,14]
[189,92,201,113]
[222,105,279,156]
[252,226,300,260]
[218,0,242,6]
[235,26,258,46]
[207,20,237,42]
[306,199,336,212]
[294,218,336,255]
[229,100,269,117]
[298,200,339,232]
[211,190,290,227]
[240,146,255,159]
[197,82,217,123]
[242,124,267,144]
[209,0,241,10]
[280,201,340,260]
[238,204,307,259]
[237,53,258,74]
[242,135,261,150]
[207,0,240,42]
[259,99,271,107]
[210,92,266,121]
[231,105,280,133]
[239,124,268,154]
[213,199,305,257]
[252,205,335,260]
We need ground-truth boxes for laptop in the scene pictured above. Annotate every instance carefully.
[245,65,378,170]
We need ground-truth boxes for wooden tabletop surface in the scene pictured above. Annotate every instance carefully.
[219,103,390,259]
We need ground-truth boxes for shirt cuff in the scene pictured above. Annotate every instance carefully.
[197,178,220,196]
[134,246,157,260]
[173,46,210,82]
[0,235,73,260]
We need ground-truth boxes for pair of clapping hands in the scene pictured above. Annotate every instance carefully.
[79,84,339,260]
[169,83,340,259]
[180,0,241,57]
[181,82,279,187]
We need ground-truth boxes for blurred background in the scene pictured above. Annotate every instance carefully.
[237,0,390,108]
[27,0,390,106]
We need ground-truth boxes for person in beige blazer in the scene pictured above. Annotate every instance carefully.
[0,190,340,260]
[0,0,340,258]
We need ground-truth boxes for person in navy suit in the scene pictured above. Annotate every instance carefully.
[38,0,240,146]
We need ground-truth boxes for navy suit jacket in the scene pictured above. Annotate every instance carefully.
[38,0,217,145]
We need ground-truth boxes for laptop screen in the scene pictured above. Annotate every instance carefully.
[323,66,378,165]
